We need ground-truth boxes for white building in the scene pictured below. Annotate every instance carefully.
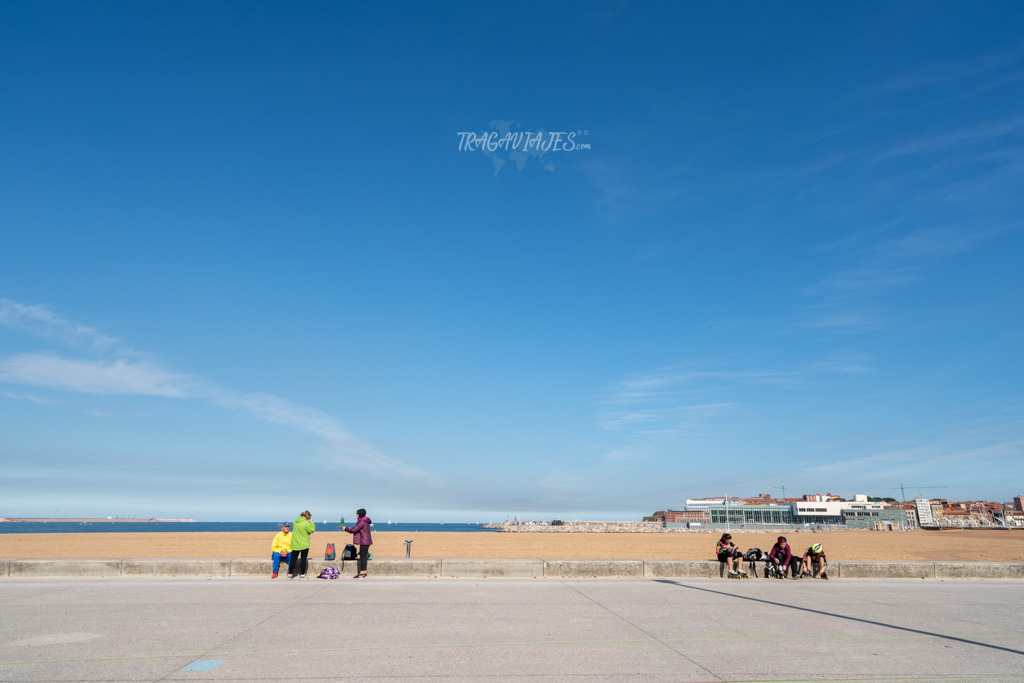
[915,498,934,526]
[685,498,726,512]
[791,500,884,524]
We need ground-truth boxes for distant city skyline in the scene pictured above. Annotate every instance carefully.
[668,491,1022,506]
[2,3,1022,522]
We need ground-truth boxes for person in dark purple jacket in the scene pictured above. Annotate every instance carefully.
[768,536,799,578]
[343,508,373,579]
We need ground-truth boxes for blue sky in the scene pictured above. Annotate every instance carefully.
[2,2,1022,521]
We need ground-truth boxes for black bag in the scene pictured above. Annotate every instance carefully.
[343,544,358,560]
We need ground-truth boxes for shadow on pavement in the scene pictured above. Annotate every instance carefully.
[653,579,1024,658]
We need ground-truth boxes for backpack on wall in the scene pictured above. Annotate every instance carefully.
[325,543,336,561]
[343,544,358,560]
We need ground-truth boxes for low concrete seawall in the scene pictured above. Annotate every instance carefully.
[3,559,1023,579]
[122,560,233,577]
[545,559,644,577]
[8,559,122,578]
[442,559,541,577]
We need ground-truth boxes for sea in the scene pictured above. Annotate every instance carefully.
[0,521,499,535]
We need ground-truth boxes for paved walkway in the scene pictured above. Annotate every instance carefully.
[1,577,1022,681]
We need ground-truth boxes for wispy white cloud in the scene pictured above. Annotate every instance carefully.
[600,403,737,432]
[579,157,689,220]
[806,352,873,376]
[796,62,1024,157]
[891,225,994,259]
[801,310,880,333]
[812,218,907,254]
[789,400,1024,494]
[601,448,648,463]
[807,264,921,293]
[0,298,118,347]
[605,367,796,406]
[0,297,429,484]
[954,66,1024,100]
[876,115,1024,161]
[3,392,57,405]
[0,353,194,398]
[597,368,763,445]
[807,223,1003,295]
[634,242,685,261]
[847,50,1024,100]
[210,390,432,480]
[598,357,875,447]
[797,438,1024,485]
[580,158,636,215]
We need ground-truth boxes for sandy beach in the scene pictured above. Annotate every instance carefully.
[6,529,1023,562]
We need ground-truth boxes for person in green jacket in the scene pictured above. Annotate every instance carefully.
[287,510,316,579]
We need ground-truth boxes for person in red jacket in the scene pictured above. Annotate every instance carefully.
[343,508,373,579]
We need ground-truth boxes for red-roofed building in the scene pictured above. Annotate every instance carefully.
[665,510,710,525]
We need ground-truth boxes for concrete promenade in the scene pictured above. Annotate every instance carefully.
[1,576,1022,682]
[3,558,1024,579]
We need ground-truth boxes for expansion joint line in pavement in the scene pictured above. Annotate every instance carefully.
[4,634,1024,667]
[152,578,335,681]
[559,579,723,680]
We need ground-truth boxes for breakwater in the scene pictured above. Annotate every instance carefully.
[503,521,669,532]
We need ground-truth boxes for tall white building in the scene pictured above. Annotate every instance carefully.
[915,498,934,526]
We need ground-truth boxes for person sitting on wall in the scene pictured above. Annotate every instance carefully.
[270,522,291,579]
[801,542,829,579]
[768,536,799,577]
[716,533,747,577]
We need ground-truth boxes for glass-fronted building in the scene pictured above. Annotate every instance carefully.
[708,504,794,528]
[703,500,909,530]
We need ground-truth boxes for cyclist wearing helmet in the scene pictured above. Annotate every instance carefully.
[801,542,828,579]
[768,536,799,577]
